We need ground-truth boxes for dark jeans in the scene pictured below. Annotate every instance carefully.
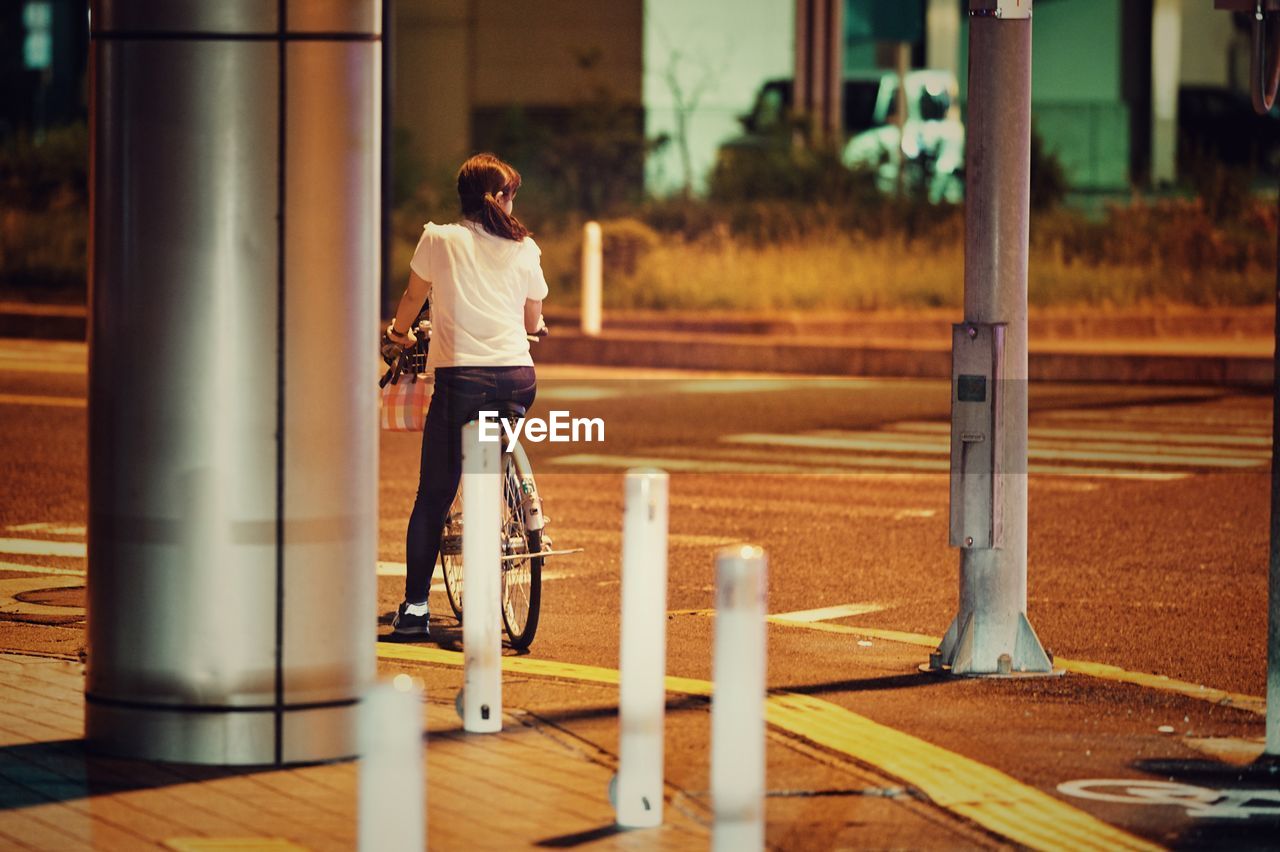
[404,365,537,603]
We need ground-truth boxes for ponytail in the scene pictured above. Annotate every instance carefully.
[457,153,533,242]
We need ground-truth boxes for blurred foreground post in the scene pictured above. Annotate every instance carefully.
[711,545,767,851]
[86,0,379,764]
[615,470,669,828]
[581,221,603,336]
[932,0,1052,676]
[359,677,425,851]
[461,421,502,733]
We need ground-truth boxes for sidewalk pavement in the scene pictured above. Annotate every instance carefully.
[0,653,709,851]
[2,302,1272,387]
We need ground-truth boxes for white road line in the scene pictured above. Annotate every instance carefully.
[376,560,571,583]
[725,432,1263,468]
[0,538,86,558]
[557,448,1188,481]
[552,453,818,474]
[771,603,886,622]
[894,421,1273,448]
[727,433,945,455]
[5,523,86,536]
[815,428,1268,459]
[1040,411,1271,432]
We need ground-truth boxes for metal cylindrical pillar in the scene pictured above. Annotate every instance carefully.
[935,4,1051,676]
[86,0,381,764]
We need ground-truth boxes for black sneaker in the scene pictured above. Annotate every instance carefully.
[392,602,430,638]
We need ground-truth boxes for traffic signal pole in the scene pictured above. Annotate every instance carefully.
[1212,0,1280,759]
[930,0,1053,676]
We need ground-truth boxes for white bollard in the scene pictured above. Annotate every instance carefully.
[711,545,767,852]
[461,420,502,733]
[615,469,670,828]
[581,220,603,336]
[359,676,425,851]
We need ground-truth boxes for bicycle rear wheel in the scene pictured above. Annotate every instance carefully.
[438,447,543,648]
[500,445,542,650]
[440,489,464,620]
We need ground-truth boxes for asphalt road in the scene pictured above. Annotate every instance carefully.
[1,339,1276,849]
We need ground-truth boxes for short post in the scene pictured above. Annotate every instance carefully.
[711,545,767,852]
[615,470,670,828]
[581,221,603,336]
[359,676,425,851]
[461,421,502,733]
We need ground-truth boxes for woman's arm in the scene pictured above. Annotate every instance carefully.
[390,270,432,338]
[524,299,543,334]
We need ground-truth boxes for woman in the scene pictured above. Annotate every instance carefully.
[384,153,548,638]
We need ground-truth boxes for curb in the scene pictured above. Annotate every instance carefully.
[536,330,1274,388]
[1,304,1271,388]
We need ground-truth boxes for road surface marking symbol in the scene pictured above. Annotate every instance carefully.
[896,421,1272,448]
[377,643,1158,852]
[0,575,84,617]
[0,392,86,408]
[726,432,1264,469]
[0,538,86,558]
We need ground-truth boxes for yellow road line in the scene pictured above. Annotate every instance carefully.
[767,617,1266,716]
[377,643,1158,852]
[770,603,886,622]
[0,392,86,407]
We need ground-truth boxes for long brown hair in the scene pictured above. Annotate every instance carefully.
[457,153,532,242]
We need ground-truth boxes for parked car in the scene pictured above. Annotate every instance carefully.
[1178,84,1280,177]
[719,69,965,202]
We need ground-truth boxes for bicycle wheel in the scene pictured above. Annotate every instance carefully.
[500,445,542,649]
[440,488,465,620]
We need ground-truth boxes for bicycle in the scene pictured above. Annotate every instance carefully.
[439,411,545,650]
[384,314,559,650]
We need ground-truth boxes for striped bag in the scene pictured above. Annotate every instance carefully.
[379,371,433,431]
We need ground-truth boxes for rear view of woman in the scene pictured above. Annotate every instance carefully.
[382,153,548,638]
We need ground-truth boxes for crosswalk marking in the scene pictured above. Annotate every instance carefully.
[554,400,1267,480]
[5,523,86,536]
[893,421,1272,448]
[724,432,1264,469]
[553,448,1189,481]
[0,538,86,558]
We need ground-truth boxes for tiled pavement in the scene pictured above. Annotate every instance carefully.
[0,654,708,851]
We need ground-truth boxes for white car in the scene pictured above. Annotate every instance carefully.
[840,70,965,203]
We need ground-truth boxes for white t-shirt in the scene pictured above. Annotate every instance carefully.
[409,221,550,368]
